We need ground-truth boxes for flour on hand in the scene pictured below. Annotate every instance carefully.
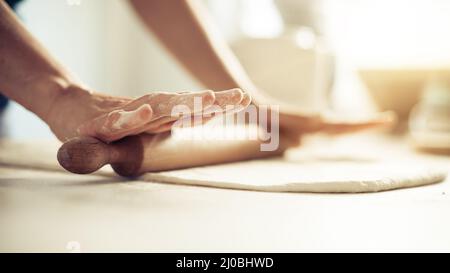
[111,104,152,130]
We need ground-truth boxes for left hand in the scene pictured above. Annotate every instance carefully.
[275,109,395,148]
[251,92,395,150]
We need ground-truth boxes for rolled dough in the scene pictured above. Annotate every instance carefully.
[0,138,446,193]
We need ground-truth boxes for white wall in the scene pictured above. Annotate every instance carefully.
[18,0,201,95]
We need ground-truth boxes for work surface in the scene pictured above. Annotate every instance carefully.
[0,135,449,252]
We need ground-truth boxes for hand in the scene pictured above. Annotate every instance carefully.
[46,85,250,142]
[251,91,395,150]
[275,109,395,149]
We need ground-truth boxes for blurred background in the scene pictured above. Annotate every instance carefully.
[0,0,449,151]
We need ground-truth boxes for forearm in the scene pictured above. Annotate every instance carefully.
[129,0,258,96]
[0,1,83,121]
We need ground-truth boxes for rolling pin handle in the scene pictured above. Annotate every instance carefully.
[57,136,113,174]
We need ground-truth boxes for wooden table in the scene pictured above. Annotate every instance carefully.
[0,136,449,252]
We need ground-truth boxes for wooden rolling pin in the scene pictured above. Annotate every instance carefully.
[57,132,283,177]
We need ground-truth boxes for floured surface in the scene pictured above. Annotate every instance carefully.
[0,139,114,176]
[0,137,446,193]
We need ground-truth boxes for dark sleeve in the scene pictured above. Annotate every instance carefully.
[5,0,23,9]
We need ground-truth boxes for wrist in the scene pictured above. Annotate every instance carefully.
[24,75,89,122]
[43,78,93,141]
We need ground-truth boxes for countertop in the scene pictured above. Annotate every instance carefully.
[0,135,449,252]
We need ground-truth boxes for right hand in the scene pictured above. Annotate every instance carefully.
[46,85,251,143]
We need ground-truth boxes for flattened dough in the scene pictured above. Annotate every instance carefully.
[145,158,445,193]
[0,139,446,193]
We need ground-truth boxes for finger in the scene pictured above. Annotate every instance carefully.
[142,89,242,133]
[130,89,243,135]
[232,91,252,113]
[150,117,214,134]
[144,116,178,130]
[78,104,153,136]
[77,104,153,142]
[159,90,217,118]
[321,120,389,134]
[160,90,216,117]
[214,88,244,108]
[143,88,242,127]
[139,109,211,133]
[201,88,243,116]
[145,113,216,134]
[123,90,216,119]
[278,111,323,134]
[239,91,252,108]
[281,128,302,147]
[207,89,252,117]
[148,120,177,134]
